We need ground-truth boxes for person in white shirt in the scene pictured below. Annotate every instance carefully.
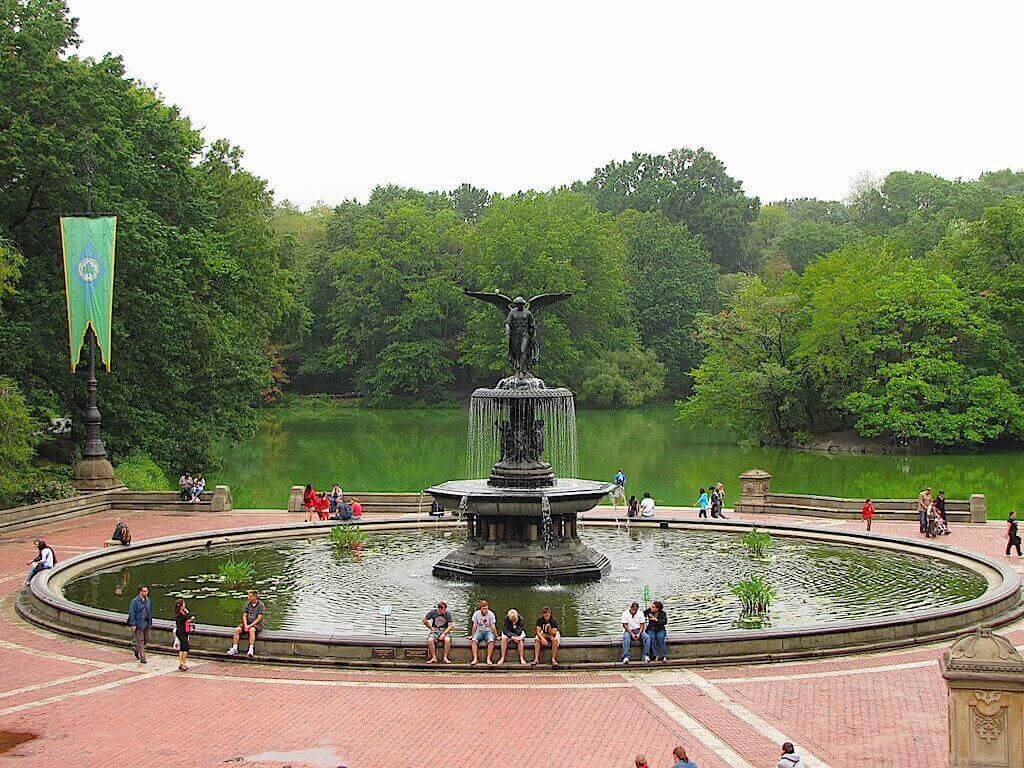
[468,599,497,666]
[777,742,803,768]
[25,540,55,584]
[620,601,650,663]
[639,491,655,518]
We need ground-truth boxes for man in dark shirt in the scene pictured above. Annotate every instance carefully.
[423,601,453,664]
[533,606,560,667]
[228,590,265,657]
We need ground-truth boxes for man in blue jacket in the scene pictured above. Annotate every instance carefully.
[128,585,153,664]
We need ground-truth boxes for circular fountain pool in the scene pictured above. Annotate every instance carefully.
[63,525,988,637]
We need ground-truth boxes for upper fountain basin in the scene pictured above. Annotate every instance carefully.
[426,477,614,517]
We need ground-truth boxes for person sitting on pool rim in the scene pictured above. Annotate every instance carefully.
[533,606,561,667]
[422,600,453,664]
[498,608,528,665]
[227,589,265,657]
[468,599,497,666]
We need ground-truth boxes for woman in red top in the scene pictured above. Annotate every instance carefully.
[302,484,330,522]
[861,498,875,531]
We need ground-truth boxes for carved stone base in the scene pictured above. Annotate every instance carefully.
[487,461,556,489]
[433,538,610,583]
[72,455,120,491]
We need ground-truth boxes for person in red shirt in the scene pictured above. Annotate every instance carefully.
[351,498,363,517]
[861,498,875,531]
[302,484,330,522]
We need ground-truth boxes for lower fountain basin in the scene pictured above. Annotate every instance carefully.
[426,477,614,517]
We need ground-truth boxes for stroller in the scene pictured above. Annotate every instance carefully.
[926,505,949,537]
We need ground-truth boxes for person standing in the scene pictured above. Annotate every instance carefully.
[612,468,627,512]
[935,490,947,523]
[423,601,453,664]
[128,585,153,664]
[468,599,497,666]
[644,600,668,662]
[1007,512,1022,557]
[621,601,650,663]
[533,606,560,667]
[25,539,56,584]
[173,598,192,671]
[861,498,875,531]
[697,488,710,519]
[671,745,699,768]
[227,590,266,657]
[714,482,728,518]
[918,487,932,534]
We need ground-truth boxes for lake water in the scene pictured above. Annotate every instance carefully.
[214,402,1024,518]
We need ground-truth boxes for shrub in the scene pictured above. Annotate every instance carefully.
[330,524,366,551]
[731,575,776,615]
[217,557,256,588]
[114,453,170,491]
[740,527,771,557]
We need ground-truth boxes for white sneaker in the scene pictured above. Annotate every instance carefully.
[622,657,629,665]
[246,647,255,657]
[227,646,238,655]
[643,655,650,663]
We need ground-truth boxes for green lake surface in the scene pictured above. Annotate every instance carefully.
[214,402,1024,518]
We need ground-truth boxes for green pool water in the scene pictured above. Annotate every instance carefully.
[212,401,1024,518]
[64,527,987,637]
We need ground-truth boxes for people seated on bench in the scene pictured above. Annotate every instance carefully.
[178,471,193,501]
[189,474,206,503]
[351,498,362,517]
[111,518,132,545]
[328,484,343,517]
[423,600,453,664]
[330,501,354,520]
[621,601,650,664]
[498,609,528,665]
[533,606,560,667]
[25,540,56,584]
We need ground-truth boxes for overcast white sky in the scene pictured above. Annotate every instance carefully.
[68,1,1024,208]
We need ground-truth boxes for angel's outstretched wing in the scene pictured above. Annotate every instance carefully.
[464,290,512,312]
[527,292,572,309]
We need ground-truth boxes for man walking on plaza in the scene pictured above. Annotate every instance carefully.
[128,585,153,664]
[918,487,932,534]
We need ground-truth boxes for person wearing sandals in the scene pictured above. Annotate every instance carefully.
[423,601,453,664]
[498,609,528,665]
[173,598,193,671]
[533,606,561,667]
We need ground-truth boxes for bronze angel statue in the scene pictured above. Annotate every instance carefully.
[465,290,571,375]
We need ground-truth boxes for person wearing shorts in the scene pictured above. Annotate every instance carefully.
[227,590,265,657]
[533,606,561,667]
[468,599,496,666]
[423,601,453,664]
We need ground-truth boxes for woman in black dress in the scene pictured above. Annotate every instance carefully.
[1007,512,1021,557]
[174,598,192,671]
[627,495,639,518]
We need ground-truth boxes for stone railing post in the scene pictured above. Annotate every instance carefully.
[970,494,988,523]
[941,629,1024,767]
[210,485,233,513]
[735,469,771,514]
[288,485,304,513]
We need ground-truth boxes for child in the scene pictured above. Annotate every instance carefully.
[861,498,874,531]
[697,488,710,519]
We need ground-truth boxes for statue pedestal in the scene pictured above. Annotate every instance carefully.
[942,629,1024,767]
[735,469,772,514]
[72,455,120,491]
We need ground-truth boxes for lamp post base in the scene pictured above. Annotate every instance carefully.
[71,456,120,491]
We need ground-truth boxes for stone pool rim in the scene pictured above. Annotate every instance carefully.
[18,517,1024,668]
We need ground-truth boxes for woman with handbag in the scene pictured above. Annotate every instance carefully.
[173,599,193,671]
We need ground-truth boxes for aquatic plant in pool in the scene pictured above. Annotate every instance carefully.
[64,527,988,638]
[216,557,255,588]
[731,575,776,616]
[330,524,366,551]
[741,527,771,557]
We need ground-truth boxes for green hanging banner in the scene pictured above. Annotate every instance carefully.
[60,216,116,371]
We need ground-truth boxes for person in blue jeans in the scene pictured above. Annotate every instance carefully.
[644,600,668,662]
[620,601,650,663]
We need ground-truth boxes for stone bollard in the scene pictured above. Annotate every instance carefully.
[210,485,233,512]
[970,494,988,523]
[941,628,1024,767]
[288,485,304,513]
[735,469,771,514]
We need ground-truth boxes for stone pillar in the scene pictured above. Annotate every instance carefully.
[287,485,304,513]
[528,523,538,542]
[466,514,475,540]
[735,469,772,514]
[941,629,1024,768]
[569,516,578,539]
[210,485,233,512]
[488,523,497,542]
[970,494,988,523]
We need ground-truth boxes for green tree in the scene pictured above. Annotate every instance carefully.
[617,209,716,394]
[751,199,860,272]
[581,148,759,271]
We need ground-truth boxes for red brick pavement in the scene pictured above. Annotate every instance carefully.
[0,508,1018,767]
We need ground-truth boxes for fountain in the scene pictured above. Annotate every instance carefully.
[428,290,613,582]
